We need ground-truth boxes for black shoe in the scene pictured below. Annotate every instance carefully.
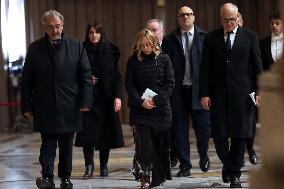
[100,164,108,177]
[166,171,172,180]
[60,178,73,189]
[150,181,164,188]
[199,156,210,172]
[176,167,191,177]
[222,169,230,183]
[83,164,94,177]
[170,157,178,167]
[248,149,258,165]
[36,177,55,189]
[230,177,242,188]
[131,167,140,181]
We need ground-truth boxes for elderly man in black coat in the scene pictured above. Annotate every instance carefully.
[21,10,92,189]
[200,3,262,188]
[162,5,211,177]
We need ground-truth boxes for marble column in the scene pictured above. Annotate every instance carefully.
[250,2,284,188]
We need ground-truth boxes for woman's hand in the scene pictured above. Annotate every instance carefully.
[201,97,211,110]
[114,98,122,112]
[92,76,98,84]
[142,98,156,109]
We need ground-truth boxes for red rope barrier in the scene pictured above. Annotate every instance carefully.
[0,102,20,106]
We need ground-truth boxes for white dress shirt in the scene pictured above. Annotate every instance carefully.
[224,26,238,49]
[271,32,283,62]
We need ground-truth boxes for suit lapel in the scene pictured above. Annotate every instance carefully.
[265,37,273,62]
[173,29,184,54]
[216,27,228,53]
[231,27,243,51]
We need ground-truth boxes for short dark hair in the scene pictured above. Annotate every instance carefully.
[84,22,106,43]
[269,11,281,21]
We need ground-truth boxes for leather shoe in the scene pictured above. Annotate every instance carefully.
[60,178,73,189]
[248,149,258,165]
[83,164,94,177]
[230,177,242,188]
[176,167,191,177]
[199,156,210,172]
[100,164,108,177]
[170,157,178,167]
[150,181,164,188]
[222,169,230,183]
[36,177,55,189]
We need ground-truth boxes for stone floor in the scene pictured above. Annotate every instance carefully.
[0,125,260,189]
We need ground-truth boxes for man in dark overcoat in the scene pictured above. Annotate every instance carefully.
[21,10,92,189]
[162,5,211,176]
[199,3,262,188]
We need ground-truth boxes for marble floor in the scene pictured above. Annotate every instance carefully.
[0,125,260,189]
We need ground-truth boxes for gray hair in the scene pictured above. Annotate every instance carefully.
[146,18,164,30]
[220,3,239,16]
[42,10,64,26]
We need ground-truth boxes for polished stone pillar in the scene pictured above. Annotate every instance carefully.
[250,2,284,187]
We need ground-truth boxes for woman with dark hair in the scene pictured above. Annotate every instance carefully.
[125,29,174,188]
[75,22,124,177]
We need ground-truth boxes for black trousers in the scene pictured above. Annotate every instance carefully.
[246,111,257,152]
[213,136,246,178]
[172,86,211,169]
[83,146,110,167]
[134,125,170,185]
[39,132,74,179]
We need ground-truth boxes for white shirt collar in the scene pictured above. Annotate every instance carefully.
[224,26,238,35]
[181,26,195,35]
[271,32,283,41]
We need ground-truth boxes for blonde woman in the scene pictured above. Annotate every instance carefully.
[125,29,174,188]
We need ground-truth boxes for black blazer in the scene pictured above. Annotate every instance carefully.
[259,35,274,71]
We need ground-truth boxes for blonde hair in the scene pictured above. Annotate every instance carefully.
[131,29,160,62]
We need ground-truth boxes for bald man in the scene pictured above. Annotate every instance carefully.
[200,3,262,188]
[162,5,210,177]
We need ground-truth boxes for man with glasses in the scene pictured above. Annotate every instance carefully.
[162,5,211,177]
[200,3,262,188]
[21,10,92,189]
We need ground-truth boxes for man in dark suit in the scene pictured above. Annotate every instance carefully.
[21,10,92,189]
[260,11,283,71]
[162,5,211,177]
[200,3,262,188]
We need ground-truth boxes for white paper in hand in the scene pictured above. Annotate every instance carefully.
[141,88,158,99]
[249,92,256,105]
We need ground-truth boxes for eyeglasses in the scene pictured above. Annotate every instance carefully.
[178,12,194,17]
[45,24,63,30]
[223,18,238,23]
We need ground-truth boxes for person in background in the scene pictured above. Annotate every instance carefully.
[146,18,179,169]
[162,5,211,177]
[238,12,259,165]
[200,3,262,188]
[125,29,174,188]
[21,10,93,189]
[260,11,283,71]
[75,22,124,177]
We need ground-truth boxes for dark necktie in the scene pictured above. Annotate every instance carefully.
[184,32,192,81]
[184,32,191,54]
[226,31,232,49]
